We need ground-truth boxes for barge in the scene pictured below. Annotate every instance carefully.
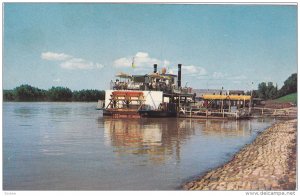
[178,94,252,119]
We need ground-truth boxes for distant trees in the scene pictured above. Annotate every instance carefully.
[277,73,297,97]
[72,90,105,102]
[14,84,47,101]
[47,87,73,101]
[255,73,297,100]
[3,73,297,102]
[3,84,105,102]
[257,82,278,100]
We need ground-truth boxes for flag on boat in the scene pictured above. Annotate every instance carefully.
[131,57,136,68]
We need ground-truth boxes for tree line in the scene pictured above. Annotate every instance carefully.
[3,85,105,102]
[253,73,297,100]
[3,73,297,102]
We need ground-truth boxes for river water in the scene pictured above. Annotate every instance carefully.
[3,102,276,190]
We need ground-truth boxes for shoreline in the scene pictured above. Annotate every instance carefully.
[183,119,297,191]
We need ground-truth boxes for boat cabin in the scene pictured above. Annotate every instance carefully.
[111,72,178,94]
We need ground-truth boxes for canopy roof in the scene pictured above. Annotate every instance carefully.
[202,94,251,101]
[116,72,132,79]
[148,73,176,80]
[116,71,177,80]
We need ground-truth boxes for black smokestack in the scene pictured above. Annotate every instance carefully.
[178,64,182,87]
[154,64,157,73]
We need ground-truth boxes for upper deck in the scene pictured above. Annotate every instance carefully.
[109,64,194,95]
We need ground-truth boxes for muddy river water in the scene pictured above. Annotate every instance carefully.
[3,102,275,190]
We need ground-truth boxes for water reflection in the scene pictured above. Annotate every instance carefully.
[48,107,71,117]
[4,103,276,190]
[201,120,252,137]
[98,118,196,164]
[98,118,261,164]
[13,106,40,118]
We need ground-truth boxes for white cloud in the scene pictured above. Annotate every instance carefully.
[41,51,104,70]
[60,58,104,70]
[136,52,148,58]
[41,52,72,61]
[113,57,132,67]
[113,52,170,68]
[113,52,207,79]
[163,60,170,66]
[182,65,197,74]
[169,65,207,77]
[95,64,104,69]
[53,78,61,83]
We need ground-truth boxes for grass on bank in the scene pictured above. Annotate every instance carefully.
[274,93,297,104]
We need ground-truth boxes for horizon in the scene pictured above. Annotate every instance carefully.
[3,79,292,92]
[3,3,297,91]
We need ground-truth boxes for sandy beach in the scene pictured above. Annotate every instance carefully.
[183,119,297,191]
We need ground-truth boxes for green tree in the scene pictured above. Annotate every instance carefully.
[257,82,267,99]
[4,84,105,102]
[72,89,105,102]
[266,82,278,99]
[14,84,47,101]
[47,86,73,101]
[278,73,297,97]
[257,82,278,100]
[3,90,15,101]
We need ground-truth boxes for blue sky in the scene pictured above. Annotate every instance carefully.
[4,3,297,91]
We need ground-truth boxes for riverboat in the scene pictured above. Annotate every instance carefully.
[97,64,253,119]
[97,64,195,118]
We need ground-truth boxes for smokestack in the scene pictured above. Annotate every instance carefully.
[153,64,157,73]
[178,64,182,87]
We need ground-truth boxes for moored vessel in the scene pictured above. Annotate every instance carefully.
[97,64,253,119]
[98,64,195,118]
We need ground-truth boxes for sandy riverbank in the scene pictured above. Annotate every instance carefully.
[183,119,297,190]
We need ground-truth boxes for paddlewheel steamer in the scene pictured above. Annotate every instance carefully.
[97,64,253,119]
[98,64,195,118]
